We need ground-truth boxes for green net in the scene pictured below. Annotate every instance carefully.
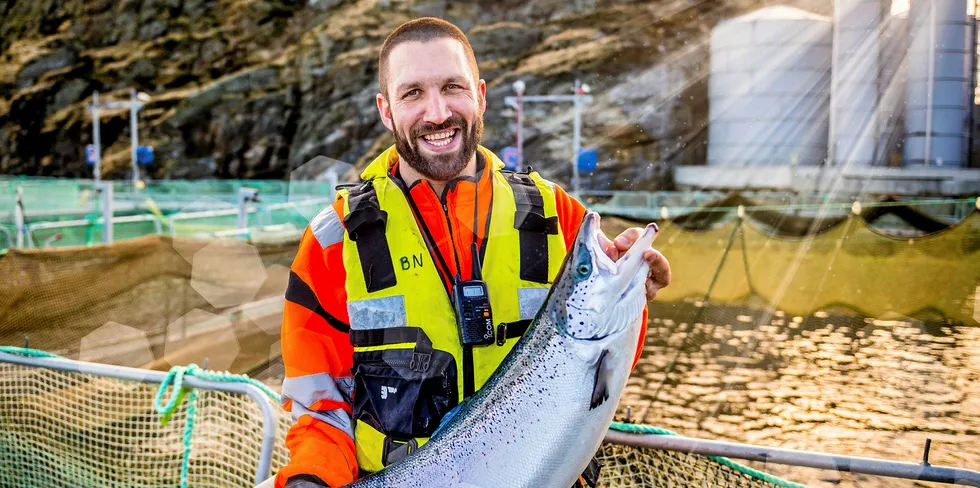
[0,354,292,488]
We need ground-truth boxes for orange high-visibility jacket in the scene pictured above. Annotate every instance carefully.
[276,146,648,487]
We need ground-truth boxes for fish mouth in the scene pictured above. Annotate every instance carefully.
[562,213,658,341]
[580,212,658,294]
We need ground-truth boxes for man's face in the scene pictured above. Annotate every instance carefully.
[377,38,486,181]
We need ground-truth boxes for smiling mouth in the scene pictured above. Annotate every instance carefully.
[419,129,459,149]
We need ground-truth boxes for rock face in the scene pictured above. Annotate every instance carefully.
[0,0,830,190]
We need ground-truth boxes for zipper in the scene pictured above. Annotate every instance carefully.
[441,200,462,279]
[391,174,474,398]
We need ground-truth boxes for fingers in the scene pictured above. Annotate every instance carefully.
[613,227,643,252]
[643,248,671,301]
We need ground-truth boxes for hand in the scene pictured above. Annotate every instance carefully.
[284,475,329,488]
[597,227,671,300]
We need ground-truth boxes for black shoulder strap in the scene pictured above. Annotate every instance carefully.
[502,171,559,284]
[343,181,397,293]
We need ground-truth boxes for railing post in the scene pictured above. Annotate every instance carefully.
[238,188,259,229]
[97,181,114,243]
[14,186,25,248]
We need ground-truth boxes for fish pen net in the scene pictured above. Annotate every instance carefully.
[0,348,802,488]
[596,442,800,488]
[0,235,296,373]
[604,198,980,324]
[0,351,293,488]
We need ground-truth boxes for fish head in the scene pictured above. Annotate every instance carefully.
[550,212,658,341]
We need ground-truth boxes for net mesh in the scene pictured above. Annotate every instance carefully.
[0,359,292,488]
[595,442,796,488]
[0,235,295,372]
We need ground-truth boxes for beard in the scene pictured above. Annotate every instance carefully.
[392,113,483,181]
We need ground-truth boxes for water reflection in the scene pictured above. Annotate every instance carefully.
[619,302,980,487]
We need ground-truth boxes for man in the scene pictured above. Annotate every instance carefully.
[276,17,671,488]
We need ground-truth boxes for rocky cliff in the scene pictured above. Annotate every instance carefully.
[0,0,831,190]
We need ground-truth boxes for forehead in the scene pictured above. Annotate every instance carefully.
[386,38,475,92]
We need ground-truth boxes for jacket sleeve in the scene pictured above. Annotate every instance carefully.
[276,200,358,488]
[553,185,648,370]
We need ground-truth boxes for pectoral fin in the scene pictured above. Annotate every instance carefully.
[589,349,611,410]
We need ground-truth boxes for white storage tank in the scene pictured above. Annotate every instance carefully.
[903,0,974,168]
[708,6,832,167]
[876,8,910,165]
[830,0,890,167]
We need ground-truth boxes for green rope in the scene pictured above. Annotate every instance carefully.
[151,364,282,488]
[0,346,60,358]
[154,365,202,488]
[609,422,809,488]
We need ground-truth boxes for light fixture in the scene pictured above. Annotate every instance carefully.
[513,80,526,95]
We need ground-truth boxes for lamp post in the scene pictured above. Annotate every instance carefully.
[87,89,151,188]
[513,80,525,171]
[504,79,592,195]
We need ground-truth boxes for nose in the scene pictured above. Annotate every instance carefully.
[422,92,452,125]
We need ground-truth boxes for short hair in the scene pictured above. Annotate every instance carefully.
[378,17,480,99]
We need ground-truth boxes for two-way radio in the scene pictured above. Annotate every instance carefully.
[452,169,494,347]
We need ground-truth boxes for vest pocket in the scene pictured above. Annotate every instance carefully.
[352,348,458,440]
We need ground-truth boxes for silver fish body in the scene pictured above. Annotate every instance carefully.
[344,213,658,488]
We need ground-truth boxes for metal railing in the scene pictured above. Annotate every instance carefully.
[167,208,258,237]
[25,214,163,247]
[0,351,281,484]
[260,198,332,226]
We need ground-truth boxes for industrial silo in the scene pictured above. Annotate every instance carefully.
[830,0,890,167]
[708,6,832,167]
[876,8,911,166]
[904,0,974,168]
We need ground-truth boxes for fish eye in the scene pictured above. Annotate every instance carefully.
[576,263,591,277]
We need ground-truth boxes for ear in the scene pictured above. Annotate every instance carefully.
[377,93,394,132]
[477,79,487,115]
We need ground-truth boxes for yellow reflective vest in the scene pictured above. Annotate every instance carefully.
[338,145,567,473]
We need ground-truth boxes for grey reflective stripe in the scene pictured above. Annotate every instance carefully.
[347,295,407,330]
[518,288,549,320]
[282,372,348,408]
[310,206,344,248]
[290,402,354,439]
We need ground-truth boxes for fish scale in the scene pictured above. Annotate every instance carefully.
[345,213,657,488]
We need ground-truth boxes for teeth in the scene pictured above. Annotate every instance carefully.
[422,130,455,144]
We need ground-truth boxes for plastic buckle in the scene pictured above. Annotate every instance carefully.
[382,437,418,466]
[496,323,507,346]
[410,351,431,373]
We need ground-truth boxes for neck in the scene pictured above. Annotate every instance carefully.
[398,152,479,195]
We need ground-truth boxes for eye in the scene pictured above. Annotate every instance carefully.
[576,263,591,278]
[445,83,463,90]
[403,88,421,98]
